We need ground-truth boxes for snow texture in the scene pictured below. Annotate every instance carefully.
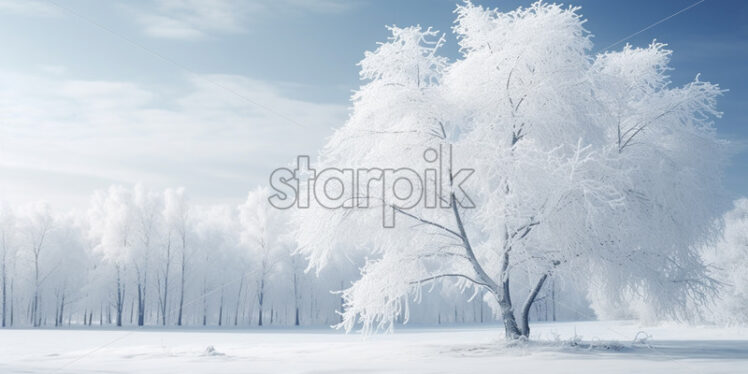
[1,320,747,373]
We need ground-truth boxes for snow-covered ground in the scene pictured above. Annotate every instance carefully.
[1,320,747,373]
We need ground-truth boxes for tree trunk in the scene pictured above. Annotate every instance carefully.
[58,291,65,326]
[498,293,521,339]
[1,253,6,328]
[33,253,40,327]
[551,278,556,322]
[177,249,186,326]
[218,291,224,326]
[9,279,12,326]
[519,274,548,338]
[137,281,145,326]
[234,276,244,326]
[115,266,124,327]
[162,241,170,326]
[201,279,207,326]
[479,290,485,323]
[293,271,299,326]
[136,265,145,326]
[258,277,265,326]
[497,248,521,339]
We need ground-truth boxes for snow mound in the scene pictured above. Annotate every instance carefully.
[202,345,225,357]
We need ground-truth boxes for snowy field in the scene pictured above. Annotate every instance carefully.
[1,320,747,373]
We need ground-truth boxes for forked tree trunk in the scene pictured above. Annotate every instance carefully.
[497,288,521,339]
[497,247,521,339]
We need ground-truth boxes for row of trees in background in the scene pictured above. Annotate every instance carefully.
[0,186,342,328]
[0,185,590,328]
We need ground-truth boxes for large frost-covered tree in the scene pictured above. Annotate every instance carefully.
[296,1,726,339]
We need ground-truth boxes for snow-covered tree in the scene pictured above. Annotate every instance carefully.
[163,188,190,326]
[18,202,55,327]
[584,40,726,321]
[239,186,294,326]
[192,205,241,326]
[296,1,726,339]
[88,186,137,326]
[131,185,162,326]
[45,212,88,327]
[703,198,748,323]
[0,202,17,327]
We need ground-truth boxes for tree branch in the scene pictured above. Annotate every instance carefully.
[449,191,500,292]
[410,273,492,289]
[391,205,463,240]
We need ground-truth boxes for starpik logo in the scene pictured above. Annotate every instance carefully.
[267,145,475,228]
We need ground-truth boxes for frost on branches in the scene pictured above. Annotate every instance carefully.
[295,1,726,339]
[703,199,748,324]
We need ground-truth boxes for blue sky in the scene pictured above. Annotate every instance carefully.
[0,0,745,208]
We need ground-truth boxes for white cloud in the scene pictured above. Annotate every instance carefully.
[0,0,59,16]
[137,14,208,39]
[136,0,356,40]
[137,0,256,39]
[0,69,348,208]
